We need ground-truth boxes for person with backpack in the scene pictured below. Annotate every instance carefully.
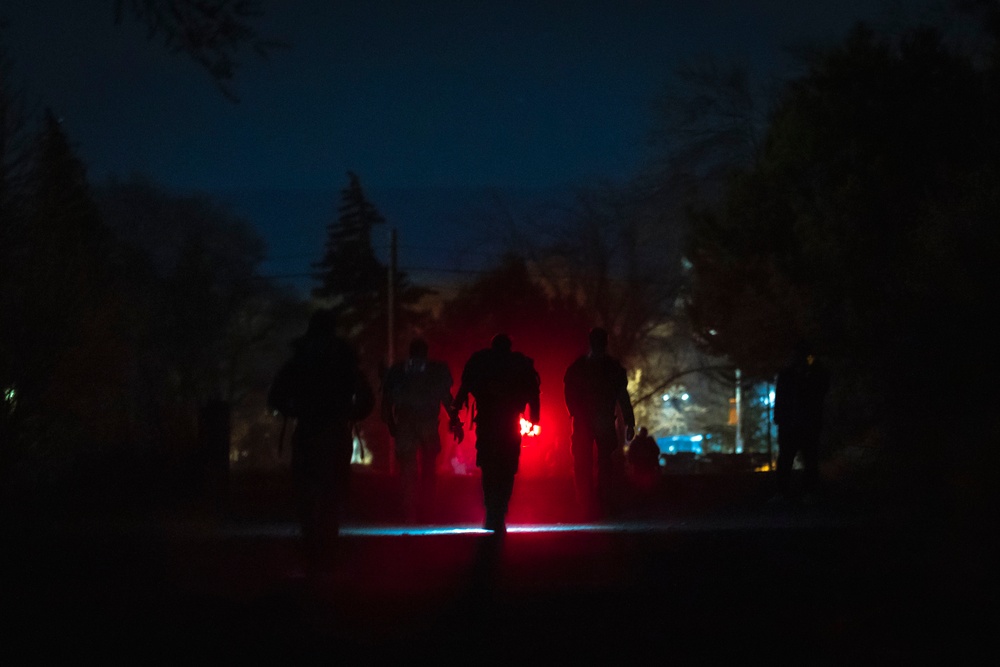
[451,333,540,534]
[267,308,374,570]
[380,337,459,523]
[564,327,636,519]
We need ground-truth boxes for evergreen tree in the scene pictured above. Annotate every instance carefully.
[312,171,433,375]
[17,110,110,408]
[1,108,129,482]
[313,171,388,362]
[0,29,33,432]
[683,20,1000,504]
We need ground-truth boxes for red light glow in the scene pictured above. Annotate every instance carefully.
[520,417,540,437]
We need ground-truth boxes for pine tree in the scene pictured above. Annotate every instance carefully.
[312,172,435,376]
[3,109,122,458]
[19,110,109,380]
[312,171,387,343]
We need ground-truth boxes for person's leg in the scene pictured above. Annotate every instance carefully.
[397,454,418,522]
[478,433,518,532]
[395,427,420,522]
[594,425,620,515]
[800,430,821,500]
[418,422,442,521]
[773,426,803,502]
[571,423,595,513]
[480,463,502,530]
[295,421,353,573]
[319,426,354,554]
[496,470,515,531]
[476,435,499,529]
[495,435,521,527]
[481,465,514,532]
[291,425,322,568]
[293,475,319,564]
[417,446,438,521]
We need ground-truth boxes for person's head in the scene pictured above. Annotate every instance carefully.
[637,426,649,439]
[491,333,512,353]
[792,339,815,365]
[588,327,609,355]
[409,337,429,359]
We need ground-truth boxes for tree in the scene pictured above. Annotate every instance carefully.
[0,108,135,500]
[312,171,432,375]
[483,178,716,444]
[684,20,1000,501]
[311,172,437,471]
[96,176,297,486]
[0,21,32,229]
[113,0,286,101]
[99,177,278,392]
[645,56,774,203]
[0,23,35,436]
[16,110,111,412]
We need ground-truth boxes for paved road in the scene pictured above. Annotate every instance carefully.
[4,471,994,663]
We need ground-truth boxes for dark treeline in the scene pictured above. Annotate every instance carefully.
[682,6,1000,516]
[2,3,998,520]
[0,105,306,511]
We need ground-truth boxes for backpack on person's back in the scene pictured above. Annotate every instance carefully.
[267,334,375,454]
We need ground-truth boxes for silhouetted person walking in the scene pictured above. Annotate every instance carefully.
[380,337,458,523]
[564,327,636,518]
[452,333,540,533]
[772,340,830,504]
[268,308,374,571]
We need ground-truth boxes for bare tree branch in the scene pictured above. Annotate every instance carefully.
[114,0,289,102]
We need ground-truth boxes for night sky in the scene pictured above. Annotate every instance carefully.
[3,1,926,291]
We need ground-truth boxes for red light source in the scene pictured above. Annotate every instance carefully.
[520,417,540,437]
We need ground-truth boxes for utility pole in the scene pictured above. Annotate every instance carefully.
[767,379,774,468]
[734,368,743,454]
[387,228,397,367]
[385,228,398,475]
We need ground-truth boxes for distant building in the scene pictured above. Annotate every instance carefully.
[655,434,707,458]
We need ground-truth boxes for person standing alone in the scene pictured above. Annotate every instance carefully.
[452,333,540,534]
[564,327,636,519]
[772,340,830,505]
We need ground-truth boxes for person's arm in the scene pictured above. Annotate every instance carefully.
[449,380,468,444]
[379,366,398,434]
[438,363,457,416]
[617,365,636,441]
[453,382,469,414]
[527,391,541,425]
[526,361,541,424]
[563,360,581,418]
[351,368,376,422]
[773,372,786,425]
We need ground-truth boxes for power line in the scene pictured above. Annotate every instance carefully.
[256,265,491,280]
[262,246,501,262]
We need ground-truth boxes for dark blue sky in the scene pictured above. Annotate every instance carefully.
[3,1,930,290]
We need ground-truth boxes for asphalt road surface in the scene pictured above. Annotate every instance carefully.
[4,471,994,663]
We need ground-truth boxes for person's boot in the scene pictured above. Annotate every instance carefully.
[483,509,506,533]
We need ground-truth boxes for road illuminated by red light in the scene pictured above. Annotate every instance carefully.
[207,509,871,540]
